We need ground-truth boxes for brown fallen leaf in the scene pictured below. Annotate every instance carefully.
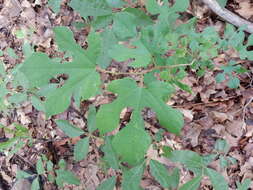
[211,111,228,123]
[235,0,253,20]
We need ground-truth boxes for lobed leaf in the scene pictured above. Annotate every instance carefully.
[96,78,183,135]
[109,40,151,68]
[20,27,101,116]
[112,123,151,165]
[69,0,112,18]
[112,12,138,40]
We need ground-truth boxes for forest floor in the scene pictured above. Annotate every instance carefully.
[0,0,253,189]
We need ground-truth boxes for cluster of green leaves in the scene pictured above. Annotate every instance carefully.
[1,0,251,189]
[167,149,251,190]
[0,28,34,111]
[0,123,31,156]
[215,60,247,88]
[213,139,237,169]
[17,156,80,190]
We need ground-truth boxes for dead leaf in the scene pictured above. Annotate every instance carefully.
[235,1,253,20]
[211,111,228,123]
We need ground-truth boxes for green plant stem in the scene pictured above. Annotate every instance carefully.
[96,59,196,76]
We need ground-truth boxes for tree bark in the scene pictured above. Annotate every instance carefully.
[202,0,253,33]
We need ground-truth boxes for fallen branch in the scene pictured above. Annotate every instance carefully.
[201,0,253,33]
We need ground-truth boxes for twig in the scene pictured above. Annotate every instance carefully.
[242,97,253,123]
[96,59,195,76]
[172,95,239,108]
[202,0,253,33]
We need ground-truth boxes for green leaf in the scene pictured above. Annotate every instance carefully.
[86,31,102,65]
[16,170,32,179]
[22,42,34,58]
[8,93,27,105]
[106,0,125,8]
[216,0,228,8]
[214,139,229,153]
[0,61,5,77]
[74,137,89,161]
[58,159,67,169]
[228,76,240,88]
[122,163,145,190]
[237,179,251,190]
[96,78,183,135]
[47,160,54,171]
[205,168,228,190]
[203,154,216,166]
[56,169,80,186]
[101,136,119,169]
[229,31,245,48]
[56,120,84,138]
[149,160,171,188]
[97,176,116,190]
[6,48,18,59]
[170,168,180,188]
[170,0,189,13]
[48,0,62,13]
[87,105,97,133]
[179,175,202,190]
[224,24,235,39]
[73,21,86,30]
[36,157,45,175]
[0,138,17,151]
[31,96,45,112]
[145,0,161,14]
[96,29,117,68]
[20,27,101,116]
[124,8,153,26]
[215,73,225,83]
[69,0,112,19]
[168,150,204,174]
[112,123,151,165]
[14,29,26,39]
[31,177,40,190]
[109,40,151,68]
[173,80,192,93]
[112,12,137,40]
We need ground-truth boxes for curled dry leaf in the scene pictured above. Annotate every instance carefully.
[210,111,228,123]
[225,120,244,138]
